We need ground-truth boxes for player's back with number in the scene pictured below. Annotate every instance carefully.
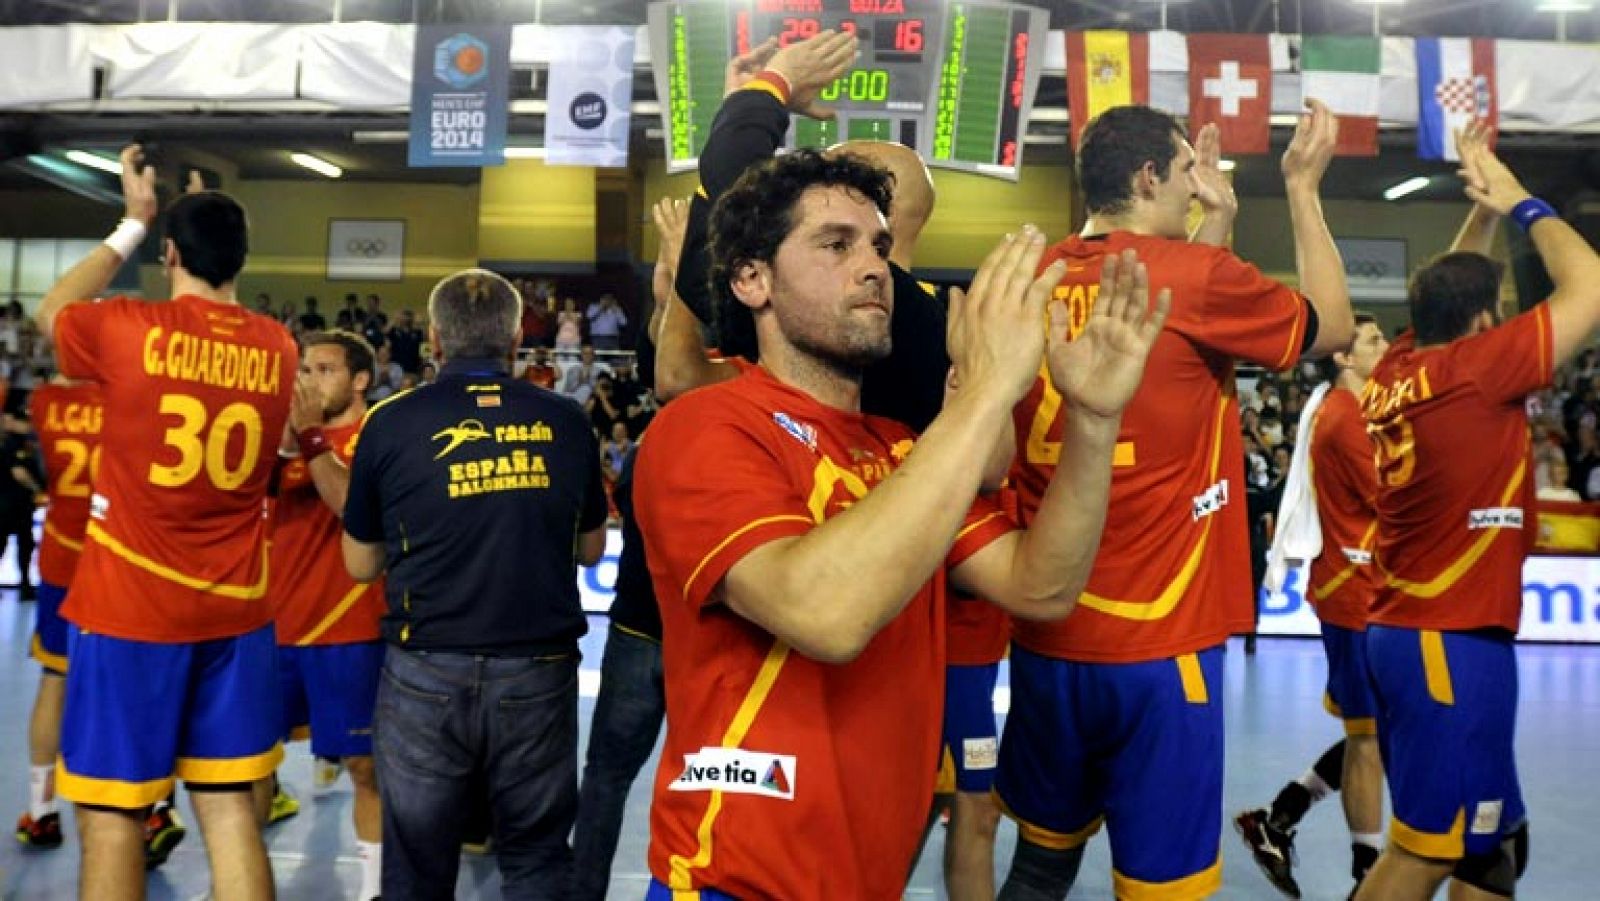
[28,381,105,588]
[54,295,296,641]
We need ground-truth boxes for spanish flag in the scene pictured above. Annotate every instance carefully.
[1065,31,1150,150]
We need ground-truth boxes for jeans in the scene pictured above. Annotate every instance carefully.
[375,646,579,901]
[570,625,665,900]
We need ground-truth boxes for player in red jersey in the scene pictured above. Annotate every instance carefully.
[635,144,1169,899]
[269,329,387,901]
[35,145,296,901]
[14,378,102,851]
[994,101,1353,899]
[1352,139,1600,901]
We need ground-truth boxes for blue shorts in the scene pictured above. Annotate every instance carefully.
[940,662,1000,794]
[647,880,735,901]
[31,581,69,674]
[1367,625,1526,860]
[995,644,1225,897]
[58,623,284,810]
[1321,623,1379,735]
[279,640,384,758]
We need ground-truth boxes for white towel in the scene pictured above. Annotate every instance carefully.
[1263,382,1332,594]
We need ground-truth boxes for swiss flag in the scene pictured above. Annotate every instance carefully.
[1188,34,1272,154]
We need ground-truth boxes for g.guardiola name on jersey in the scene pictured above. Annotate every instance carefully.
[141,327,284,396]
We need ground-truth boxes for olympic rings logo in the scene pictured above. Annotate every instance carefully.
[1345,260,1390,279]
[346,238,388,257]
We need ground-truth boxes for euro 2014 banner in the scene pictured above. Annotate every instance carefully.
[408,24,511,167]
[543,26,636,168]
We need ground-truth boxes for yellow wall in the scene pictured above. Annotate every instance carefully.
[478,159,596,266]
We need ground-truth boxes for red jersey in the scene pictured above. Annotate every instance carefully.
[1363,305,1553,633]
[268,420,384,645]
[29,383,104,588]
[635,367,1013,899]
[1011,232,1310,663]
[948,488,1015,667]
[53,296,297,642]
[1307,387,1380,630]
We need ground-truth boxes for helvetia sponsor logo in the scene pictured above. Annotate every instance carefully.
[669,747,796,800]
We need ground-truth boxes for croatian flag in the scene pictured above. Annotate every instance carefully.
[1415,37,1497,161]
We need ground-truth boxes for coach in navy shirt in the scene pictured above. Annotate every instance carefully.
[343,269,607,901]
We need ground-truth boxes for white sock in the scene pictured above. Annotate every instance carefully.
[29,765,56,819]
[358,840,382,900]
[1352,831,1384,849]
[1298,768,1333,804]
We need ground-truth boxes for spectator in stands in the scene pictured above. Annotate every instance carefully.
[587,375,624,437]
[1563,376,1598,434]
[342,293,363,326]
[522,347,558,390]
[388,309,424,373]
[561,344,611,405]
[1258,408,1285,449]
[1568,419,1600,499]
[300,296,327,332]
[363,294,388,350]
[0,406,41,601]
[1539,451,1582,502]
[608,358,643,411]
[367,344,406,403]
[586,293,628,352]
[601,421,632,486]
[521,292,554,349]
[0,304,21,356]
[253,292,273,316]
[336,308,357,331]
[555,298,584,356]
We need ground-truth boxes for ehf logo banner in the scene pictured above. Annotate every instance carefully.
[543,26,636,168]
[409,24,511,167]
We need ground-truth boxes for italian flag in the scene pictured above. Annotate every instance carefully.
[1300,36,1382,156]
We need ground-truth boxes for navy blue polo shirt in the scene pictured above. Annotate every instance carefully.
[344,357,608,655]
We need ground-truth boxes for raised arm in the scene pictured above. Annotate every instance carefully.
[1447,121,1503,256]
[650,196,732,401]
[1460,139,1600,368]
[1280,100,1354,357]
[37,145,156,340]
[1189,123,1239,247]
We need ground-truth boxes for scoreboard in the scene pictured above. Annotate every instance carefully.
[647,0,1049,180]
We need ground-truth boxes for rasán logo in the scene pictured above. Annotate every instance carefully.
[570,92,608,130]
[435,33,490,89]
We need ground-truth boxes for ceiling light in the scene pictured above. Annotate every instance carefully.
[1350,0,1404,4]
[290,152,342,178]
[64,150,121,175]
[1383,176,1430,201]
[1537,1,1593,11]
[505,147,548,159]
[1218,159,1237,172]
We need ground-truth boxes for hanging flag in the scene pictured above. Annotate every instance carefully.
[1415,37,1497,161]
[1064,31,1149,149]
[545,26,636,167]
[1301,36,1382,156]
[1188,34,1272,154]
[408,24,512,167]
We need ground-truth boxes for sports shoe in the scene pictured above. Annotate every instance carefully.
[16,811,63,848]
[1234,807,1301,898]
[268,787,300,826]
[144,804,187,870]
[312,757,343,797]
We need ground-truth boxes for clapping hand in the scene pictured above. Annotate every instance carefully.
[1046,249,1170,420]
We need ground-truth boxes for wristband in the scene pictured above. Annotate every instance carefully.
[102,218,148,260]
[748,69,793,107]
[1510,197,1557,233]
[297,426,331,462]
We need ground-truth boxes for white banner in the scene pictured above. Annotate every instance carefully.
[101,23,300,100]
[0,26,95,107]
[299,23,412,108]
[1259,555,1600,643]
[543,26,635,168]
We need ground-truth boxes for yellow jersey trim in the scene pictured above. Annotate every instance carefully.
[741,81,786,105]
[667,641,792,890]
[85,521,270,601]
[1176,653,1209,704]
[682,515,813,604]
[55,762,175,810]
[1113,856,1223,900]
[43,520,84,553]
[1075,398,1229,620]
[994,790,1103,850]
[174,743,284,785]
[30,634,68,674]
[295,583,372,646]
[1276,301,1309,372]
[1420,629,1455,706]
[1342,717,1378,737]
[1383,460,1526,599]
[1390,809,1465,860]
[1312,520,1379,602]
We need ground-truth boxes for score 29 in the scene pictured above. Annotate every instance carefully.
[777,17,922,52]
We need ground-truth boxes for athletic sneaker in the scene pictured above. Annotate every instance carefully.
[16,811,63,848]
[144,804,187,870]
[312,757,343,797]
[1235,807,1301,899]
[268,787,300,826]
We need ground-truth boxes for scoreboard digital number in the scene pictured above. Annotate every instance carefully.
[647,0,1048,180]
